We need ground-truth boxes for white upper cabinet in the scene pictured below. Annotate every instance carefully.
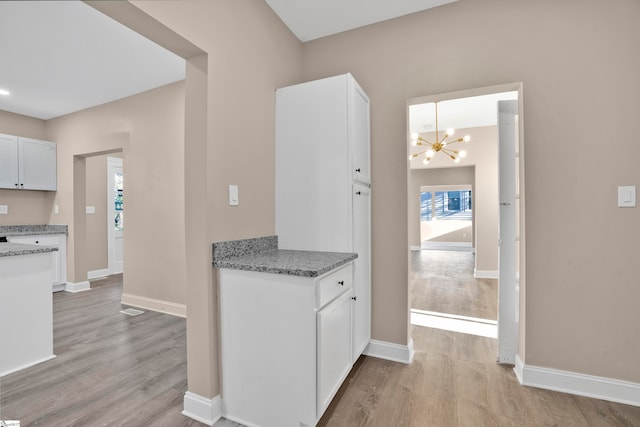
[0,134,57,191]
[0,134,20,189]
[349,78,371,185]
[275,73,371,252]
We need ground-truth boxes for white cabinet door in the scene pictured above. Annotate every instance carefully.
[349,77,371,185]
[317,288,353,416]
[0,134,19,189]
[19,138,57,191]
[352,184,371,361]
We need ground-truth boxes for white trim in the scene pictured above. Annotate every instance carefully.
[88,268,110,280]
[65,281,90,293]
[514,354,525,384]
[421,242,473,252]
[52,283,66,292]
[182,391,222,426]
[0,354,56,377]
[515,356,640,407]
[410,245,421,251]
[121,293,186,318]
[474,269,499,279]
[364,338,414,364]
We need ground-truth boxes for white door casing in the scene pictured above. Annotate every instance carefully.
[497,100,519,364]
[107,157,123,275]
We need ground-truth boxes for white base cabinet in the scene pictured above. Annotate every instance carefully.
[219,263,354,427]
[8,234,67,291]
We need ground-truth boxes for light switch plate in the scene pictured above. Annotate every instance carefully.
[618,186,636,208]
[0,205,8,215]
[229,185,239,206]
[86,206,96,214]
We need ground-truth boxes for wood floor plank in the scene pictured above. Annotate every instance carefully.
[0,274,208,427]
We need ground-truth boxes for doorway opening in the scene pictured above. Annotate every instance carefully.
[407,84,524,364]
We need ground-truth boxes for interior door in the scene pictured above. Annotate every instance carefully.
[107,157,124,274]
[497,100,519,364]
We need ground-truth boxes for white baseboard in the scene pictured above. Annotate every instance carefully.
[421,242,473,251]
[182,391,222,426]
[514,355,640,407]
[88,268,110,280]
[121,293,186,318]
[364,338,414,364]
[0,354,56,378]
[474,269,499,279]
[65,281,90,293]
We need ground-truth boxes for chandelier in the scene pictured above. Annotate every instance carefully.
[410,102,471,165]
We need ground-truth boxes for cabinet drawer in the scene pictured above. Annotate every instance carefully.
[9,235,61,246]
[317,263,353,308]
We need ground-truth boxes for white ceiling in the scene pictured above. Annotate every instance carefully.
[0,1,185,120]
[0,0,458,121]
[409,92,519,135]
[264,0,458,42]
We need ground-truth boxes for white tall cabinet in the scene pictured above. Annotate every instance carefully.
[275,73,371,362]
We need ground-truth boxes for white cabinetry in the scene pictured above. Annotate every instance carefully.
[220,263,353,427]
[0,134,57,191]
[8,234,67,291]
[276,73,371,362]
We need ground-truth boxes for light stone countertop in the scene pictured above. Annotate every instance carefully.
[0,224,68,237]
[212,236,357,277]
[0,243,59,257]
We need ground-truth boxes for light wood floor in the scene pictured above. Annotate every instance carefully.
[0,275,221,427]
[2,260,640,426]
[318,250,640,426]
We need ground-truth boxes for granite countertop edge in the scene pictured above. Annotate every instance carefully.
[212,236,357,278]
[0,225,68,237]
[0,243,59,257]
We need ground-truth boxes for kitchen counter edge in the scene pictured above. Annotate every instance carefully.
[212,236,357,278]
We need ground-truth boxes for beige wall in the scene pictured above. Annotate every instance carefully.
[121,0,303,399]
[45,81,186,313]
[0,110,56,225]
[302,0,640,383]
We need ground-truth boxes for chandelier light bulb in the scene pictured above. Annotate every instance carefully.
[459,150,467,158]
[411,132,419,140]
[463,135,471,142]
[446,128,455,136]
[426,149,435,157]
[454,157,461,163]
[423,158,429,165]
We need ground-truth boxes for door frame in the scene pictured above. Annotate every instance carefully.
[406,82,525,364]
[107,156,123,275]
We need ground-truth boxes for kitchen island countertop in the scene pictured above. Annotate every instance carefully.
[0,224,68,237]
[0,243,59,257]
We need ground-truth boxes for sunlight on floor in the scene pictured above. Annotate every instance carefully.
[411,308,497,339]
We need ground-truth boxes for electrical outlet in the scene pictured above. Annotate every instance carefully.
[0,205,8,215]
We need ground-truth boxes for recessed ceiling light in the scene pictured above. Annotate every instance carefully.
[0,89,10,96]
